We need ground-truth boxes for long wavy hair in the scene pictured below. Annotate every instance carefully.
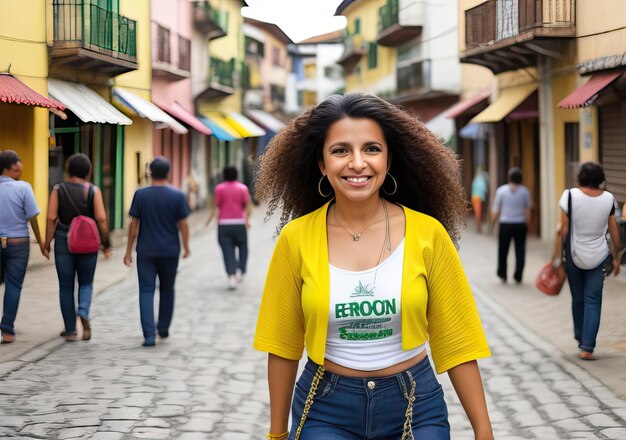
[255,93,468,244]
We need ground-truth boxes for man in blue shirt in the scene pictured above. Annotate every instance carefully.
[0,150,47,343]
[123,157,190,346]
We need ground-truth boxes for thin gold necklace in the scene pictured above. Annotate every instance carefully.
[333,198,382,242]
[372,199,392,286]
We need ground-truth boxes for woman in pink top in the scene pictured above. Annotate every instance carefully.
[206,166,252,289]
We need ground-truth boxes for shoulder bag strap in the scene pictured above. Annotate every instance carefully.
[59,183,83,218]
[568,189,572,236]
[566,189,573,259]
[87,184,95,218]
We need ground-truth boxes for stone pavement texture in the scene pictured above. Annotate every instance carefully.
[0,208,624,438]
[459,223,626,402]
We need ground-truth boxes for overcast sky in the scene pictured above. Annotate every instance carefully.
[241,0,347,43]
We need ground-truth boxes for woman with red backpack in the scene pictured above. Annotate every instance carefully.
[45,153,111,341]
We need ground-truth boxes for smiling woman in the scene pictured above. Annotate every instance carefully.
[254,93,494,440]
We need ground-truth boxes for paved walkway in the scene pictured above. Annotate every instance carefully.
[0,208,624,438]
[459,222,626,402]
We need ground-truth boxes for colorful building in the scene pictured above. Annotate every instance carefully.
[458,0,577,238]
[0,1,64,229]
[150,0,212,205]
[45,0,142,230]
[197,0,265,191]
[285,30,345,114]
[335,0,460,145]
[557,0,626,210]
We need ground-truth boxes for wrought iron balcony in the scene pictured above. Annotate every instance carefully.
[377,0,423,47]
[151,22,191,81]
[462,0,576,73]
[192,1,228,40]
[50,0,138,77]
[198,57,236,100]
[337,34,367,73]
[396,59,430,97]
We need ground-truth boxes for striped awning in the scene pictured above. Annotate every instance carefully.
[224,111,266,137]
[199,111,243,141]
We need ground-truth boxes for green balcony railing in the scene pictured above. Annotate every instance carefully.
[118,15,137,58]
[193,1,229,35]
[209,57,236,88]
[378,0,400,33]
[53,0,137,59]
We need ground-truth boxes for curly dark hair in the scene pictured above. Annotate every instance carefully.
[255,93,468,244]
[577,161,605,189]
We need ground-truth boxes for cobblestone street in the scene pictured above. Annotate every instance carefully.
[0,212,625,439]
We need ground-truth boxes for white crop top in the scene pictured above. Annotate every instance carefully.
[325,239,426,370]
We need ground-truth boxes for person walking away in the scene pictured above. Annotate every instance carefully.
[471,166,488,232]
[491,167,531,283]
[185,171,200,211]
[45,153,111,341]
[553,162,621,360]
[0,150,47,343]
[123,157,190,347]
[254,93,493,440]
[205,166,252,290]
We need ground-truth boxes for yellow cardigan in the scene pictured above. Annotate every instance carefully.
[254,202,491,374]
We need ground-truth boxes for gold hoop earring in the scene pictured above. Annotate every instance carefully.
[318,175,332,197]
[382,172,397,195]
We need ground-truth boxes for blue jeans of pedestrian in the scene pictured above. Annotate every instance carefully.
[136,255,179,342]
[565,253,610,353]
[1,240,30,335]
[290,356,450,439]
[217,224,248,276]
[54,231,98,334]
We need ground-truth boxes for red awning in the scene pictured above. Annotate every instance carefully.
[558,71,623,109]
[0,74,65,109]
[444,90,490,119]
[153,99,212,135]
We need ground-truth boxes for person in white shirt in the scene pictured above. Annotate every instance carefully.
[553,162,621,360]
[491,167,532,283]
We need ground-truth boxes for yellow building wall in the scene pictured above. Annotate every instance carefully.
[206,0,244,113]
[460,64,494,98]
[577,0,626,64]
[115,0,154,220]
[342,0,395,94]
[551,53,580,199]
[0,1,50,229]
[574,0,619,166]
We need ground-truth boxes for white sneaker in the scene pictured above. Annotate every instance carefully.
[228,275,237,290]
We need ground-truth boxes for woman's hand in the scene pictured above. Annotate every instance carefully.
[612,259,620,277]
[103,247,111,260]
[39,242,49,259]
[123,253,133,267]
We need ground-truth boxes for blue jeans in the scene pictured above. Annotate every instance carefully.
[217,224,248,276]
[565,253,610,353]
[290,356,450,439]
[54,231,98,334]
[136,255,179,342]
[1,240,30,335]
